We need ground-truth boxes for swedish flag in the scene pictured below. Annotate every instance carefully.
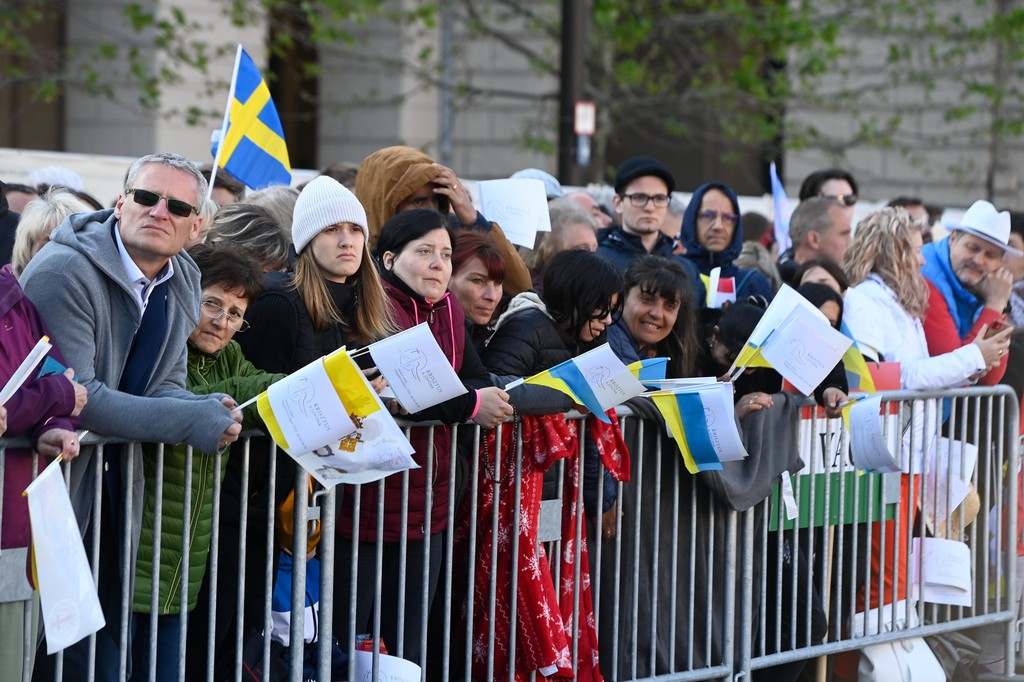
[212,46,291,189]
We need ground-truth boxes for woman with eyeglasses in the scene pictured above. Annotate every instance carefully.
[680,183,774,308]
[132,243,285,682]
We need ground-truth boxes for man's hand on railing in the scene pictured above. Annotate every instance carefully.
[37,428,80,460]
[0,405,6,437]
[601,503,618,541]
[472,387,513,429]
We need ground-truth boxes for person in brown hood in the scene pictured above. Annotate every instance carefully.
[355,145,532,295]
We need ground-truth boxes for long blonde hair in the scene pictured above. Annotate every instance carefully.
[291,241,396,343]
[842,207,929,319]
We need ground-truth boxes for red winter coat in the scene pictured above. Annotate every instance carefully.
[337,277,487,542]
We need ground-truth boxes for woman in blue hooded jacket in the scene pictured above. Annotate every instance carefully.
[681,182,774,306]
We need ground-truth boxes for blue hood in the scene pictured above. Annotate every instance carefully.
[681,182,744,274]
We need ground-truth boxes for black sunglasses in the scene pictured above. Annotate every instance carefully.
[127,188,198,218]
[821,193,858,208]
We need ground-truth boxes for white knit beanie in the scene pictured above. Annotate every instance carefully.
[291,176,369,254]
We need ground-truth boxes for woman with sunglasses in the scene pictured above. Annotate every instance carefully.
[680,183,773,308]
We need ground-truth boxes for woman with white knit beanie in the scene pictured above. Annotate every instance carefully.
[238,176,395,374]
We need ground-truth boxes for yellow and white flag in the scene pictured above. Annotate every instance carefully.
[256,348,416,487]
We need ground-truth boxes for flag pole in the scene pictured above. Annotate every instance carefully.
[208,44,244,201]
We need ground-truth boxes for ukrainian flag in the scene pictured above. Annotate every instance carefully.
[839,321,876,393]
[212,46,291,189]
[651,391,722,473]
[627,358,668,383]
[524,359,612,423]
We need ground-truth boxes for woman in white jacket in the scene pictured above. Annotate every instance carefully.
[835,207,1007,681]
[842,207,1006,389]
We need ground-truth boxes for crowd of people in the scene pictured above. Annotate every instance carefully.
[0,148,1022,682]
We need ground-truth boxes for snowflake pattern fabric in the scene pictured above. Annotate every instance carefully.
[451,410,628,681]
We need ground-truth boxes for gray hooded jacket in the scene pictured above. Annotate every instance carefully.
[20,209,237,536]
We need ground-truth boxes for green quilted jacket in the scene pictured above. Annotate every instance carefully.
[132,340,284,615]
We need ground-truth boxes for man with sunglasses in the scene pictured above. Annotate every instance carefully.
[797,167,860,215]
[597,155,705,305]
[21,152,242,681]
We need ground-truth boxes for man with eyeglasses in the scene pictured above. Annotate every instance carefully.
[679,182,773,307]
[21,152,243,681]
[597,156,705,304]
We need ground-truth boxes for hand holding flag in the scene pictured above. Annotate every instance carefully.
[252,347,416,487]
[514,344,646,423]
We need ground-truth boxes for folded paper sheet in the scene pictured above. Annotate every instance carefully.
[475,178,552,248]
[845,395,901,473]
[25,460,105,653]
[911,537,972,606]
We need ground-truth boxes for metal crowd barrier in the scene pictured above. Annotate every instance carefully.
[0,386,1019,681]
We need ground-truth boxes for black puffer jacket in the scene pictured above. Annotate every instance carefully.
[238,270,356,374]
[483,306,574,382]
[482,295,613,514]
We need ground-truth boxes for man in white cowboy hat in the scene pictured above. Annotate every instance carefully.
[921,199,1019,384]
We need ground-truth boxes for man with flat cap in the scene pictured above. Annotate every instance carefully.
[596,156,704,304]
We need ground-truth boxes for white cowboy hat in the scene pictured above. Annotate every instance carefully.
[953,199,1023,257]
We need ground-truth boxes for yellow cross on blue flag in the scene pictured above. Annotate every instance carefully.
[211,46,291,189]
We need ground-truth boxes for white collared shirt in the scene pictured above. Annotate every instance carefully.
[114,223,175,312]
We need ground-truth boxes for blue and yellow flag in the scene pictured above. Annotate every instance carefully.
[839,321,876,393]
[627,358,668,383]
[212,46,291,190]
[651,392,722,473]
[524,359,612,423]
